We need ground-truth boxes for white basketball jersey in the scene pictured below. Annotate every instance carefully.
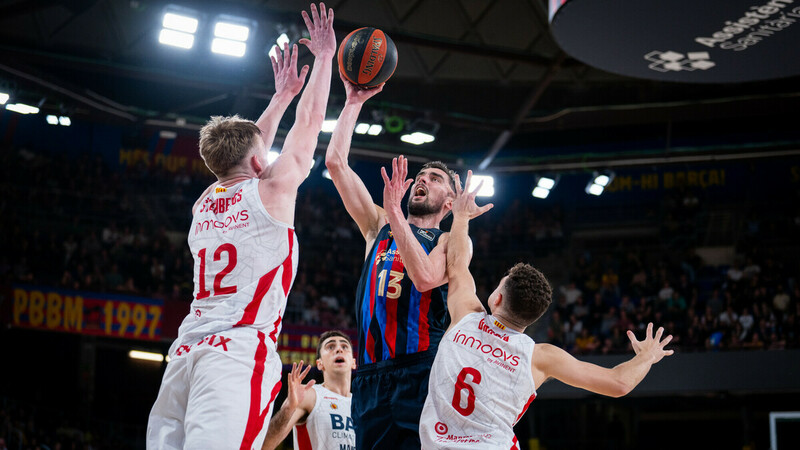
[420,312,537,450]
[293,384,355,450]
[174,177,298,349]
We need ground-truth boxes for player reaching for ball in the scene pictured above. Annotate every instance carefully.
[261,331,356,450]
[324,74,464,448]
[146,4,336,449]
[419,171,675,449]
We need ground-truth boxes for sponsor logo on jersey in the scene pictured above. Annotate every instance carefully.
[194,210,250,235]
[417,228,435,241]
[453,329,520,366]
[199,189,243,214]
[493,319,506,330]
[435,422,449,435]
[330,402,338,410]
[214,186,227,193]
[375,248,403,264]
[479,318,509,342]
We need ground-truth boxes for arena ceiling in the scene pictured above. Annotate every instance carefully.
[2,0,800,172]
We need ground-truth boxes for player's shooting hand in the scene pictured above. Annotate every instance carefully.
[271,43,309,98]
[452,170,493,220]
[381,155,413,215]
[286,361,316,410]
[626,323,674,364]
[341,70,384,105]
[299,3,336,58]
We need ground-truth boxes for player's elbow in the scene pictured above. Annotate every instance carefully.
[325,152,347,174]
[608,379,634,398]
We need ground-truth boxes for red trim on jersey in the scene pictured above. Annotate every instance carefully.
[295,423,312,450]
[514,393,536,424]
[235,230,294,327]
[417,290,431,352]
[510,435,519,450]
[366,238,389,363]
[269,313,282,344]
[240,331,282,450]
[384,256,404,358]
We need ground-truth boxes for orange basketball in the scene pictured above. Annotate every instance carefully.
[337,27,398,88]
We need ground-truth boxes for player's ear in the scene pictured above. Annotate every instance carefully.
[316,357,324,371]
[250,153,265,176]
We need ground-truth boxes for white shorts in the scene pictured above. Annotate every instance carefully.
[146,327,283,450]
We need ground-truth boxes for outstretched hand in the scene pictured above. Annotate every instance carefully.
[341,70,384,105]
[271,43,309,98]
[381,156,413,214]
[452,170,493,220]
[285,361,316,410]
[299,3,336,58]
[627,323,674,364]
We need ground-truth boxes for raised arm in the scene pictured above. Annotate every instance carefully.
[261,362,317,450]
[445,171,493,325]
[324,73,386,242]
[254,42,310,150]
[532,323,674,397]
[260,3,336,224]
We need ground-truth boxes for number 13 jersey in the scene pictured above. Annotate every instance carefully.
[178,177,298,348]
[420,312,536,449]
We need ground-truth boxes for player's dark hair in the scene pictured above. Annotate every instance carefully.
[316,330,352,360]
[503,263,553,327]
[420,161,458,194]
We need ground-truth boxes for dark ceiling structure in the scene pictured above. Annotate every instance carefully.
[2,0,799,173]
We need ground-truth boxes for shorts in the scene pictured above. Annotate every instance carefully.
[352,349,437,450]
[146,327,283,450]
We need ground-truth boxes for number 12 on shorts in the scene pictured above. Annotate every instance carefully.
[452,367,482,416]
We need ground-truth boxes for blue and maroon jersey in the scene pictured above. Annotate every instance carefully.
[355,223,449,366]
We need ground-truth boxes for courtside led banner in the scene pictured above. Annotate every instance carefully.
[549,0,800,82]
[12,286,163,341]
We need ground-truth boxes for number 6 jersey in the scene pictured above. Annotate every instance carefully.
[177,177,298,349]
[420,312,536,450]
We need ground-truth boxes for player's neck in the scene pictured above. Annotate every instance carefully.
[321,376,351,397]
[217,168,255,187]
[407,214,441,230]
[491,311,527,333]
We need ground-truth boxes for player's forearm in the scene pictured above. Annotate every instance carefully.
[293,55,333,130]
[447,215,471,275]
[386,209,442,290]
[255,91,295,149]
[261,404,297,450]
[324,102,362,173]
[609,353,657,397]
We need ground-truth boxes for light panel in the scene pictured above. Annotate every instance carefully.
[162,12,198,33]
[211,38,246,57]
[537,177,555,190]
[354,123,370,134]
[587,183,605,196]
[321,119,337,133]
[0,92,8,105]
[129,350,164,362]
[159,28,195,49]
[6,103,39,114]
[46,115,59,125]
[468,175,495,197]
[214,22,249,41]
[59,116,71,126]
[367,124,383,136]
[400,132,435,145]
[532,186,550,199]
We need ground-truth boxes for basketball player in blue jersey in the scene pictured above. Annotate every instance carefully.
[325,76,460,449]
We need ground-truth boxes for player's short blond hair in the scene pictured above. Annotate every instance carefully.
[199,115,262,176]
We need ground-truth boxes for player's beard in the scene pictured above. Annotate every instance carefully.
[408,195,443,217]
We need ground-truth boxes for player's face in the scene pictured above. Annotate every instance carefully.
[488,276,509,313]
[317,337,356,374]
[408,168,454,217]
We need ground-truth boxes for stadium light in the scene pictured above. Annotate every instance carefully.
[268,33,291,60]
[129,350,164,362]
[532,175,558,199]
[322,169,333,180]
[211,38,246,57]
[468,175,495,197]
[159,10,199,49]
[354,123,370,134]
[367,124,383,136]
[5,103,39,114]
[400,132,435,145]
[46,115,59,125]
[0,92,8,105]
[267,150,280,164]
[59,116,71,126]
[215,22,249,41]
[321,119,337,133]
[585,170,615,196]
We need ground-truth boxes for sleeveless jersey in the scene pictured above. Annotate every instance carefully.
[293,385,355,450]
[174,177,298,349]
[420,313,537,450]
[355,223,449,365]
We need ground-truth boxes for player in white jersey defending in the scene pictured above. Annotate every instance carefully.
[419,172,675,450]
[146,4,336,449]
[261,331,356,450]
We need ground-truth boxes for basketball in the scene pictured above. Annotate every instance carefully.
[337,27,398,88]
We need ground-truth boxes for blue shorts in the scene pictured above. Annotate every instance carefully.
[352,349,436,450]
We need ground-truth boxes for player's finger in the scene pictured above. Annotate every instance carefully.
[319,3,328,24]
[655,326,664,341]
[298,65,309,82]
[479,203,494,214]
[290,44,299,68]
[453,174,462,195]
[270,54,279,75]
[306,379,317,389]
[661,334,673,347]
[381,167,390,185]
[664,349,675,356]
[283,42,291,67]
[404,179,413,192]
[647,322,654,339]
[301,11,313,32]
[327,7,334,27]
[310,3,320,27]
